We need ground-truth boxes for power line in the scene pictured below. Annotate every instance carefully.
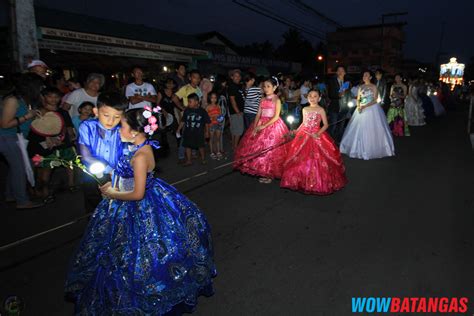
[289,0,342,28]
[232,0,326,40]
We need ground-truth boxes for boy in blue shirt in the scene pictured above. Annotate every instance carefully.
[78,92,127,213]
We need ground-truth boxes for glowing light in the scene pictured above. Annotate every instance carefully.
[317,55,323,61]
[440,57,465,91]
[89,162,106,178]
[0,75,4,79]
[286,115,295,124]
[434,91,438,96]
[163,66,168,72]
[348,101,355,108]
[377,97,382,103]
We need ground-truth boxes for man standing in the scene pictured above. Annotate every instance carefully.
[228,69,245,150]
[125,66,157,110]
[375,68,388,111]
[169,63,188,89]
[327,65,351,142]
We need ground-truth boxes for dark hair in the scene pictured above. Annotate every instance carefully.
[189,69,201,77]
[207,91,218,104]
[96,92,128,111]
[308,88,321,97]
[41,86,62,97]
[165,78,176,86]
[375,68,384,75]
[124,108,159,137]
[175,63,187,70]
[243,72,256,84]
[187,93,200,102]
[131,65,144,73]
[264,76,280,94]
[14,73,45,108]
[335,65,346,72]
[67,77,80,84]
[394,73,403,79]
[78,101,95,113]
[51,72,65,85]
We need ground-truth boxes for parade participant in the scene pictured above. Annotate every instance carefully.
[177,93,211,166]
[125,66,158,110]
[280,90,347,194]
[234,77,289,184]
[65,108,216,315]
[375,69,388,111]
[405,79,426,126]
[206,92,224,160]
[77,92,127,213]
[387,73,410,136]
[340,71,395,160]
[28,87,77,203]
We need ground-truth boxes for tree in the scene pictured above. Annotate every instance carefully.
[275,28,317,66]
[240,40,275,59]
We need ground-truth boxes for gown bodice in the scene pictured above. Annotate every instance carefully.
[302,110,322,132]
[260,97,276,118]
[359,86,375,105]
[115,140,160,191]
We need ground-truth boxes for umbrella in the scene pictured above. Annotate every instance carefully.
[16,133,35,187]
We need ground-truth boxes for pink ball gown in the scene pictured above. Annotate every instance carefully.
[280,110,347,195]
[234,96,289,179]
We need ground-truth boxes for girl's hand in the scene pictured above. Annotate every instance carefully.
[255,125,265,133]
[101,186,117,199]
[312,133,320,139]
[99,182,112,193]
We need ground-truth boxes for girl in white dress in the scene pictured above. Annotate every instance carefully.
[340,71,395,160]
[405,80,426,126]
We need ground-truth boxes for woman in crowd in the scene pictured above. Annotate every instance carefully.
[405,79,426,126]
[387,73,410,136]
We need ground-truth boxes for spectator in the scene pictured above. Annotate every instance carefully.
[27,60,48,79]
[63,73,104,117]
[243,73,262,130]
[71,101,94,132]
[0,73,44,209]
[125,66,157,110]
[228,69,245,150]
[169,63,188,89]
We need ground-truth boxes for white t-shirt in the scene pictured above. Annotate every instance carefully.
[65,88,98,117]
[300,85,310,104]
[125,82,157,109]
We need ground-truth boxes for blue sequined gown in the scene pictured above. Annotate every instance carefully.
[65,141,216,315]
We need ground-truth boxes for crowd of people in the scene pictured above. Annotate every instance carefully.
[0,58,457,314]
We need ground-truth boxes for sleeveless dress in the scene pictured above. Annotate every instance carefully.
[65,140,216,315]
[340,86,395,160]
[387,85,410,136]
[405,85,426,126]
[280,110,347,195]
[234,96,289,179]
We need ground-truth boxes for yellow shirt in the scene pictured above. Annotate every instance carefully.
[175,84,203,107]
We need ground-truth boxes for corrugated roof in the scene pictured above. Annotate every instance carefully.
[35,6,206,51]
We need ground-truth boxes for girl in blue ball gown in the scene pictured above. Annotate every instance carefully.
[65,108,216,315]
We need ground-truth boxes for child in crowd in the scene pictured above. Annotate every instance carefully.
[78,92,127,213]
[280,89,347,194]
[233,77,289,184]
[178,93,210,166]
[72,101,94,132]
[206,92,224,160]
[28,87,77,203]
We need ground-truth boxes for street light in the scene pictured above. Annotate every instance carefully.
[317,55,323,61]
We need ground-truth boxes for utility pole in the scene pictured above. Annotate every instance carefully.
[435,21,446,66]
[9,0,39,72]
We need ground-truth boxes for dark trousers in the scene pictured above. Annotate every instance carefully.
[82,178,101,214]
[244,113,256,131]
[328,111,348,142]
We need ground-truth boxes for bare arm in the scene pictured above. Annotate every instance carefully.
[229,95,241,114]
[315,108,329,136]
[102,152,148,201]
[0,97,35,129]
[172,94,185,111]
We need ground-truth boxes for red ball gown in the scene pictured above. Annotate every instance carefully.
[280,109,347,195]
[234,96,289,179]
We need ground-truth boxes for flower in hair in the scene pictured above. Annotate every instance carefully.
[148,116,157,125]
[143,110,152,119]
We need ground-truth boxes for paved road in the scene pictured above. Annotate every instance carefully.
[0,108,473,316]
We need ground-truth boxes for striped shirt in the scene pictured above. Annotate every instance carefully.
[243,87,262,115]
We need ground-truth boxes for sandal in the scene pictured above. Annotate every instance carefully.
[210,153,217,160]
[43,195,56,204]
[201,160,208,165]
[16,201,44,210]
[216,152,223,160]
[183,161,193,167]
[258,178,272,184]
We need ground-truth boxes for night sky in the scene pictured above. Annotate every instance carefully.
[35,0,474,64]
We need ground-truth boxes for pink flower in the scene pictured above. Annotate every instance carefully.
[32,154,43,166]
[153,106,161,112]
[148,116,157,124]
[144,105,152,111]
[150,124,158,131]
[144,125,151,134]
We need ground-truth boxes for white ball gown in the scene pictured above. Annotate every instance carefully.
[340,85,395,160]
[405,85,426,126]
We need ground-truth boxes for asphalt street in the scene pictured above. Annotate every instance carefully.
[0,107,473,316]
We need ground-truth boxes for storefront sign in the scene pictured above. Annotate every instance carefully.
[212,53,299,71]
[38,39,193,62]
[39,27,208,57]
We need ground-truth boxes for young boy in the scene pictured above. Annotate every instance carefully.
[72,101,94,132]
[178,93,210,166]
[78,92,127,213]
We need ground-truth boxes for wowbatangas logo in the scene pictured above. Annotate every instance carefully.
[352,297,468,313]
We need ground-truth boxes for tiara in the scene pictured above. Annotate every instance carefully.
[142,105,161,136]
[272,76,280,87]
